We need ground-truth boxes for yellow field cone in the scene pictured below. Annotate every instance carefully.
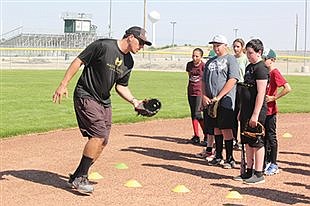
[124,179,142,188]
[115,163,129,169]
[172,184,190,193]
[88,172,103,180]
[283,133,293,138]
[225,190,243,199]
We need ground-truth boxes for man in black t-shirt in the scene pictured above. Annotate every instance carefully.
[53,26,152,193]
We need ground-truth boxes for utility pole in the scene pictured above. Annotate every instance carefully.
[295,14,298,52]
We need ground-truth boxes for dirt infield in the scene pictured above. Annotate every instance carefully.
[1,113,309,206]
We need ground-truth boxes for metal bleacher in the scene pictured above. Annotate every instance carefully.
[0,32,100,56]
[0,12,102,57]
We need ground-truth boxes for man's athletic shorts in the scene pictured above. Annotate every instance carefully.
[74,97,112,145]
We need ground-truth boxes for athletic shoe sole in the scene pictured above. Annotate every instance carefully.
[233,176,244,181]
[265,169,280,176]
[244,179,265,184]
[208,159,224,166]
[72,183,94,194]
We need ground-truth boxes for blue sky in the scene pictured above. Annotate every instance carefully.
[1,0,309,50]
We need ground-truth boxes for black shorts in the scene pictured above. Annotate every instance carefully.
[204,106,235,133]
[74,97,112,145]
[216,106,236,129]
[241,135,264,148]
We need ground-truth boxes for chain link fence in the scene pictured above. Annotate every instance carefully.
[1,47,309,75]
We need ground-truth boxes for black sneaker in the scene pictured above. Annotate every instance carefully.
[189,136,200,144]
[223,160,236,169]
[208,158,224,166]
[200,140,208,146]
[243,174,265,184]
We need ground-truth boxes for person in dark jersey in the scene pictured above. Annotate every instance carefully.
[234,39,269,184]
[52,26,151,193]
[195,50,217,160]
[186,48,207,145]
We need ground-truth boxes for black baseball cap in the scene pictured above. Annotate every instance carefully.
[125,26,152,46]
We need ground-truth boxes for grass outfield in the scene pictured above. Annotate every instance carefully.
[0,70,309,138]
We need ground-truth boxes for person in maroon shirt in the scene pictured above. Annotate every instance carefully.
[186,48,207,145]
[263,49,291,176]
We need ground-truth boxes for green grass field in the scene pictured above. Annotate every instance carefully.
[0,70,309,138]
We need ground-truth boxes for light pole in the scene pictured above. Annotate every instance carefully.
[170,21,176,47]
[233,28,238,39]
[108,0,112,38]
[143,0,147,31]
[295,14,298,52]
[304,0,308,66]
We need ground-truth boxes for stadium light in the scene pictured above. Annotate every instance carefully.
[304,0,308,66]
[143,0,147,30]
[170,21,176,47]
[233,28,238,39]
[108,0,112,38]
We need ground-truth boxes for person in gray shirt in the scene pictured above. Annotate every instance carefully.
[202,34,240,169]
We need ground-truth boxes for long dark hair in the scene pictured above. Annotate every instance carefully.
[193,48,204,57]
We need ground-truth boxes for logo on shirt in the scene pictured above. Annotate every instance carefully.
[115,57,123,67]
[107,57,123,74]
[208,58,227,72]
[189,75,200,82]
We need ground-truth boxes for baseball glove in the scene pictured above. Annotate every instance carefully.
[241,121,265,139]
[206,100,219,118]
[135,98,161,117]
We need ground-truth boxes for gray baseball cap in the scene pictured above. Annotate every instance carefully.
[125,26,152,46]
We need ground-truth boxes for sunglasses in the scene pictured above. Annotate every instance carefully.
[134,36,145,46]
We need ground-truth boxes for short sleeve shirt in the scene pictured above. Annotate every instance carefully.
[266,68,287,115]
[240,60,269,121]
[186,61,205,96]
[236,54,249,83]
[203,54,240,110]
[74,39,134,107]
